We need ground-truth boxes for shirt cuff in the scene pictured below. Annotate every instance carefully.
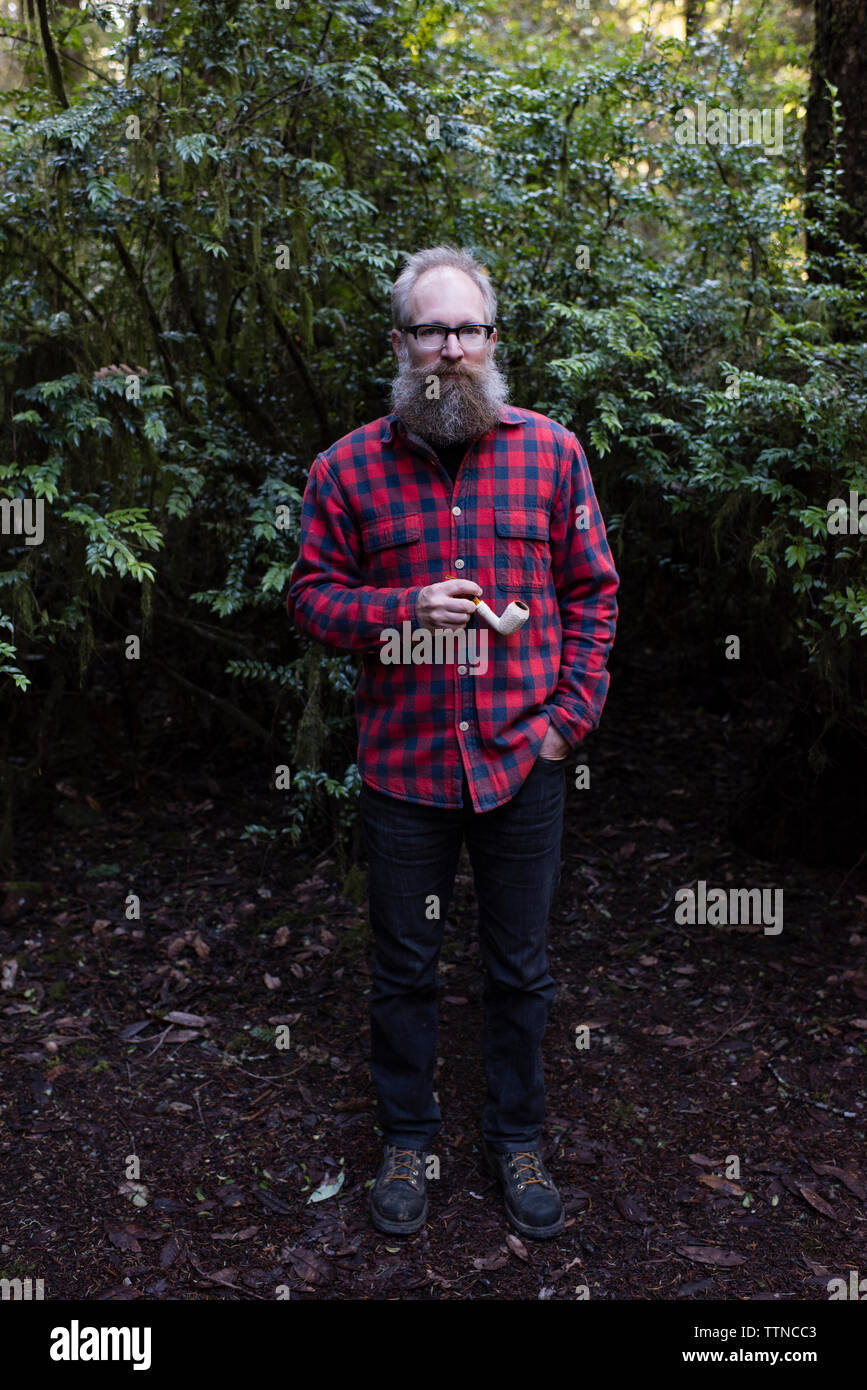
[543,703,594,749]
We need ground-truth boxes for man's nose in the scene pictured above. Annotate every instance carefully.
[440,331,464,359]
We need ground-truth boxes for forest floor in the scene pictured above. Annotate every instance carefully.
[2,648,866,1302]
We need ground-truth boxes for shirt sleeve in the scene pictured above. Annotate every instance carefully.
[286,454,421,652]
[542,434,619,747]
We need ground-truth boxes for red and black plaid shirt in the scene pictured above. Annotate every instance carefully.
[286,405,619,810]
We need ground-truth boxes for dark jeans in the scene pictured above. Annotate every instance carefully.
[359,756,566,1155]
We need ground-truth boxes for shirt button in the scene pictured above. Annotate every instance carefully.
[454,559,464,569]
[452,506,461,516]
[457,665,467,675]
[459,721,469,731]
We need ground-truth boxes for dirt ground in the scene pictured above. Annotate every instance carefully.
[2,644,866,1301]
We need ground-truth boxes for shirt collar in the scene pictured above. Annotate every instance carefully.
[380,405,525,445]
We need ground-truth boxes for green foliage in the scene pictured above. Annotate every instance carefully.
[0,0,864,862]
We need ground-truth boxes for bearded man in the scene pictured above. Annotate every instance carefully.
[286,245,619,1240]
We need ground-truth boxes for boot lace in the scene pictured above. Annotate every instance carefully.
[507,1151,551,1189]
[386,1146,422,1182]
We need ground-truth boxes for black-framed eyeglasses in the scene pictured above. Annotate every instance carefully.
[402,323,494,348]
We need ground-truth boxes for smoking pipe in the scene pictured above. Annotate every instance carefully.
[444,572,530,634]
[471,596,530,634]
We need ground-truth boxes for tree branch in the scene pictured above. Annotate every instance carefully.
[0,28,114,84]
[268,298,333,448]
[34,0,68,108]
[108,228,179,394]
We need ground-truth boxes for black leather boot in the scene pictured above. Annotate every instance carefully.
[481,1139,565,1239]
[369,1144,429,1235]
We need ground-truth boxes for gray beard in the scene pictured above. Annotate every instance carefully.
[389,348,510,447]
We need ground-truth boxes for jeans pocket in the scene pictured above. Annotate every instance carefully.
[536,754,567,774]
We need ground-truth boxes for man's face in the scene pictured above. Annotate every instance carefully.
[389,267,509,448]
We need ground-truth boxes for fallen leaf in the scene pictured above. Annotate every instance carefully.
[306,1170,346,1204]
[162,1011,209,1027]
[256,1190,291,1214]
[505,1233,529,1262]
[808,1162,866,1202]
[283,1246,335,1285]
[676,1245,746,1267]
[117,1180,149,1208]
[107,1229,141,1253]
[792,1183,837,1221]
[160,1236,181,1268]
[118,1021,151,1040]
[473,1250,509,1270]
[699,1174,746,1197]
[677,1278,714,1297]
[443,996,469,1005]
[615,1194,652,1223]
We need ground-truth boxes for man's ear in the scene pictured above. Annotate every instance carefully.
[391,328,403,359]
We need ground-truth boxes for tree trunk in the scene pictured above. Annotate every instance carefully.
[684,0,706,39]
[805,0,867,268]
[35,0,68,107]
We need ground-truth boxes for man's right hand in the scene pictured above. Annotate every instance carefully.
[416,579,483,632]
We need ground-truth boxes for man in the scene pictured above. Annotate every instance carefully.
[286,245,619,1240]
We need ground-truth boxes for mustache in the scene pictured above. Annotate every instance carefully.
[402,358,483,378]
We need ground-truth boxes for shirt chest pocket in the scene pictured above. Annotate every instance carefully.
[495,507,551,593]
[361,512,424,586]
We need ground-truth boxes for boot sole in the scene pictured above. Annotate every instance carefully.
[369,1194,429,1235]
[500,1201,565,1240]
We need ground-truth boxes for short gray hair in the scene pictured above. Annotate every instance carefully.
[391,245,497,330]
